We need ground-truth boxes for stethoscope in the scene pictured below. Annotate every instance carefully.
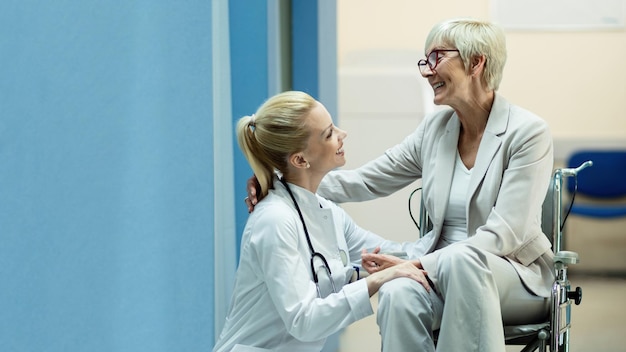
[279,177,338,298]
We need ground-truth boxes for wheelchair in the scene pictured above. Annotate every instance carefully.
[411,161,592,351]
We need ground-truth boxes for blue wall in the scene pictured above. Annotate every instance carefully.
[229,1,269,256]
[0,1,337,350]
[0,1,215,350]
[292,0,319,98]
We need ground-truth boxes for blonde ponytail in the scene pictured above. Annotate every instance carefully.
[235,91,316,196]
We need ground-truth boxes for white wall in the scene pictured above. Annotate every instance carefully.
[337,0,626,140]
[338,49,439,241]
[336,0,626,243]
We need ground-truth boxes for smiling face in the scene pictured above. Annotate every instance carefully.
[420,46,473,108]
[422,18,507,95]
[301,101,347,174]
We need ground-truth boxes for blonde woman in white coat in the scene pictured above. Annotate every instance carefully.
[213,91,428,352]
[317,19,555,351]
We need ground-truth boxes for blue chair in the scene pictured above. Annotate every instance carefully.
[566,150,626,219]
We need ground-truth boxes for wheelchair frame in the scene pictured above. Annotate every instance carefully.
[416,162,591,351]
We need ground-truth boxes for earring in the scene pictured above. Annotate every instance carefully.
[306,162,310,168]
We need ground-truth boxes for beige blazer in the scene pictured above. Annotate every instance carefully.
[318,94,555,297]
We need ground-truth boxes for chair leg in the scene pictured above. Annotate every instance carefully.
[519,339,541,352]
[517,328,549,352]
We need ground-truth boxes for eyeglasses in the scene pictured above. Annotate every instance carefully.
[417,49,459,75]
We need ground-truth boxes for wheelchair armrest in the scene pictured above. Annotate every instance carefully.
[554,250,579,265]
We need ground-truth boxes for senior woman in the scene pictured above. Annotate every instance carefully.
[316,18,555,351]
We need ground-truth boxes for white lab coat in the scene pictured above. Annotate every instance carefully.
[213,179,401,352]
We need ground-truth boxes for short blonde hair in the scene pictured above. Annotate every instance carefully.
[236,91,317,196]
[425,18,507,91]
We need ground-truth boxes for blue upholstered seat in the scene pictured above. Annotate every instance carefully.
[566,150,626,218]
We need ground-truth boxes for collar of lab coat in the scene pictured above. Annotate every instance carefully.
[272,177,343,261]
[273,177,324,211]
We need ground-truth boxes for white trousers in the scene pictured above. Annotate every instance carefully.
[377,244,550,352]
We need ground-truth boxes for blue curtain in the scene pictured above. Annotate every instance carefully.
[0,1,217,350]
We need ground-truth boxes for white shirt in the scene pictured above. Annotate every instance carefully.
[213,178,393,352]
[437,152,471,249]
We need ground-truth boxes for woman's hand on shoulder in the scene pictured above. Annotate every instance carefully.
[245,174,262,213]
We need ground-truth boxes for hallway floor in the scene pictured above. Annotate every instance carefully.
[339,274,626,351]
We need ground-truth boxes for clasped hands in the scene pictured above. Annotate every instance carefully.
[361,247,432,292]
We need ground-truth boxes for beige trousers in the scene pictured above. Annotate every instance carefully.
[377,244,550,352]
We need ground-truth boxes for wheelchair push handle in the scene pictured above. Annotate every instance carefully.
[559,160,593,177]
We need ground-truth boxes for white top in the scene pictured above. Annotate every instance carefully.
[438,153,471,248]
[213,178,396,352]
